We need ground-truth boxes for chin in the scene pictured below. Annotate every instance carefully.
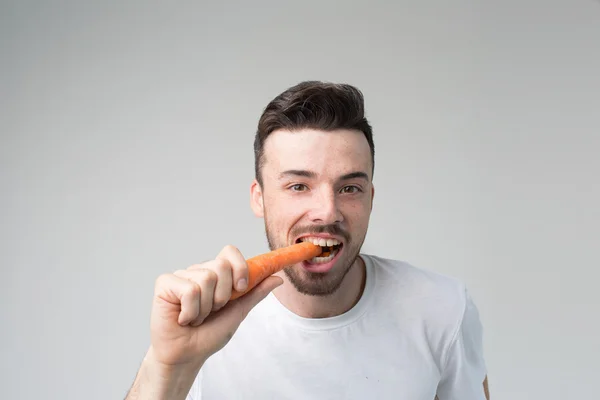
[283,254,356,297]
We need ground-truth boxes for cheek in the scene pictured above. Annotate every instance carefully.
[264,196,302,228]
[344,195,369,212]
[341,200,371,226]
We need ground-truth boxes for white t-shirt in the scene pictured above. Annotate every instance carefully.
[186,254,488,399]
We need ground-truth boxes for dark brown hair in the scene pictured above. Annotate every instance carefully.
[253,80,374,185]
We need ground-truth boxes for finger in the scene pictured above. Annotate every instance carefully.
[187,259,233,311]
[154,273,201,326]
[216,245,249,293]
[201,275,284,334]
[174,268,218,326]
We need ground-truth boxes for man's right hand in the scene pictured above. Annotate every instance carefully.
[150,244,283,366]
[126,245,283,400]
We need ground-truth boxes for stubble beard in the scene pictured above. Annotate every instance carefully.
[263,213,365,297]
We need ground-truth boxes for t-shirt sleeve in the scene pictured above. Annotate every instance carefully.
[436,289,488,400]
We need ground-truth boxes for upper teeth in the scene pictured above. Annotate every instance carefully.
[300,237,340,247]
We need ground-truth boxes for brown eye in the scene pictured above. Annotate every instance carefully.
[290,184,307,192]
[341,185,360,194]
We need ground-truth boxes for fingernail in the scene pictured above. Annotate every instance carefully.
[237,278,247,291]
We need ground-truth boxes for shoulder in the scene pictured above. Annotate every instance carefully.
[361,253,468,307]
[361,253,478,365]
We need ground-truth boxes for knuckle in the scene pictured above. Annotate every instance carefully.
[222,244,239,253]
[200,268,218,285]
[213,258,231,274]
[185,281,201,297]
[155,273,171,287]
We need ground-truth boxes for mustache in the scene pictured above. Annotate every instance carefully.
[291,224,350,242]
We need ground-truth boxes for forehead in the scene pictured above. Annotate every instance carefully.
[262,128,372,180]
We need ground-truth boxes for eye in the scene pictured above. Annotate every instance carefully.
[290,184,308,192]
[340,185,361,194]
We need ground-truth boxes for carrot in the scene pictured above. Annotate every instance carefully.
[229,241,322,300]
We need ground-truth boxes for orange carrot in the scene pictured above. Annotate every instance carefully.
[229,241,322,300]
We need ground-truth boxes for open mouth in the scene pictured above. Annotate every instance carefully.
[296,237,343,264]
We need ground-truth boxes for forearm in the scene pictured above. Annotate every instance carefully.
[483,376,490,400]
[125,347,204,400]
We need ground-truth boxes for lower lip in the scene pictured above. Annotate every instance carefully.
[300,246,343,273]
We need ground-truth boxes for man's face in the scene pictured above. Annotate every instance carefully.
[250,128,374,297]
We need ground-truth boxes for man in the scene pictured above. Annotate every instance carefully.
[125,81,490,399]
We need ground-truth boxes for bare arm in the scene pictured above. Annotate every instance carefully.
[434,375,490,400]
[125,347,204,400]
[124,245,282,400]
[483,375,490,400]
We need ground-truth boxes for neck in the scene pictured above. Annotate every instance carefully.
[272,256,367,319]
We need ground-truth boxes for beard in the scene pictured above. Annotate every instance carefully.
[263,213,365,297]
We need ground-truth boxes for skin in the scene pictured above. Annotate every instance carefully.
[125,127,489,400]
[252,128,489,398]
[250,128,374,318]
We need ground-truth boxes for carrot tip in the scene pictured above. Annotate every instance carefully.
[229,242,322,300]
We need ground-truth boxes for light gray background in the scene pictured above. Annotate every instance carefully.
[2,1,599,399]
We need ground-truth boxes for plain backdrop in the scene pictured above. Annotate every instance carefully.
[1,1,599,399]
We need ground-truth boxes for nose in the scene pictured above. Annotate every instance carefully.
[307,188,343,225]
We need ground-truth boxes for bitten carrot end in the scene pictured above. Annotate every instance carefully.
[229,242,322,300]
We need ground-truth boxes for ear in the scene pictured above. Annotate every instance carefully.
[250,179,264,218]
[370,184,375,210]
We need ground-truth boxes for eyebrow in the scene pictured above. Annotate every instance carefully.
[279,170,370,182]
